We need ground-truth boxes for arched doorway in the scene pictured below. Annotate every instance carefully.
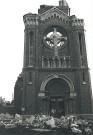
[45,78,70,117]
[39,74,76,117]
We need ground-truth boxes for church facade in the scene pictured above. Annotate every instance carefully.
[14,0,92,116]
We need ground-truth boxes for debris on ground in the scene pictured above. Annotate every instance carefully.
[0,113,93,135]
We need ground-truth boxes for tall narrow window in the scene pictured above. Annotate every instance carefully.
[29,32,33,66]
[29,56,33,67]
[30,32,33,46]
[83,72,86,84]
[44,58,48,67]
[81,57,84,67]
[50,59,52,68]
[83,72,85,82]
[55,58,58,68]
[29,72,32,82]
[79,33,83,55]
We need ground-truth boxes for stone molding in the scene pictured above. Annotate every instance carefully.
[40,74,74,93]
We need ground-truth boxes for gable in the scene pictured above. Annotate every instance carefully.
[40,7,69,21]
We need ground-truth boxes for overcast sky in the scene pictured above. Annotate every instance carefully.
[0,0,93,101]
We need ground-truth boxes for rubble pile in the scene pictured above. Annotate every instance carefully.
[0,114,93,135]
[0,113,13,120]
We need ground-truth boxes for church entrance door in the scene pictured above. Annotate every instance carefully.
[40,77,75,115]
[50,97,65,117]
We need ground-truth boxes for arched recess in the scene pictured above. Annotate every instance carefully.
[38,74,76,115]
[40,74,74,94]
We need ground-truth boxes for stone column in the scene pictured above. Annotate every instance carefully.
[58,58,61,68]
[68,56,71,67]
[62,56,67,68]
[47,58,50,68]
[42,56,44,67]
[53,58,56,68]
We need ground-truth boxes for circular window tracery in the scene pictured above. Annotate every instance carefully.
[43,27,68,49]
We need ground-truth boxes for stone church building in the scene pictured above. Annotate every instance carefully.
[14,0,92,116]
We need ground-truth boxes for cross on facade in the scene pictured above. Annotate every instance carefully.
[45,28,67,56]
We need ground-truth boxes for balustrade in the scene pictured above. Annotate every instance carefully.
[42,56,71,68]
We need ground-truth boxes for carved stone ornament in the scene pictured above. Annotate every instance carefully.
[43,26,68,56]
[40,7,69,22]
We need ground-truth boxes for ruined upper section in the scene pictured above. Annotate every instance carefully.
[39,7,69,22]
[38,0,69,15]
[70,15,84,26]
[23,0,84,27]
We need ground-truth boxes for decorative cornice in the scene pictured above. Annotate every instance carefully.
[23,14,39,26]
[23,7,70,26]
[39,7,69,23]
[38,67,89,71]
[23,8,84,27]
[71,19,84,26]
[23,66,89,71]
[70,16,84,26]
[40,7,68,17]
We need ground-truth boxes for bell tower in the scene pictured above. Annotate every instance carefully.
[14,0,92,115]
